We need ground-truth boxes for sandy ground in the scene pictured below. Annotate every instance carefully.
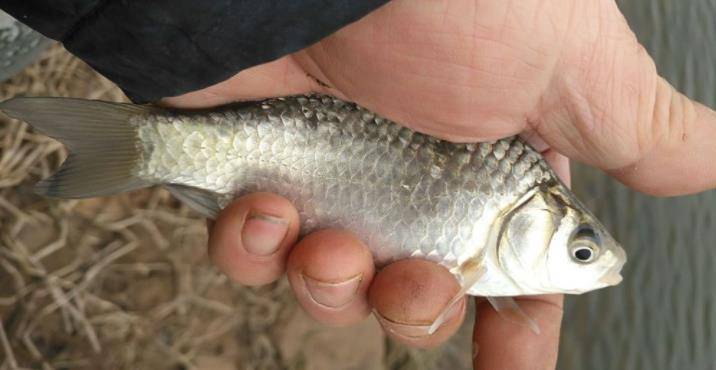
[0,45,473,370]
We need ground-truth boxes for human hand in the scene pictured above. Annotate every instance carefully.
[165,1,716,368]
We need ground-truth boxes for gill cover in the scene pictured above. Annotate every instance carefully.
[500,188,561,275]
[498,183,626,295]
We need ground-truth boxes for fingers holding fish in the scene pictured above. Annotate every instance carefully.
[286,229,374,326]
[368,259,467,349]
[208,192,300,286]
[472,294,563,370]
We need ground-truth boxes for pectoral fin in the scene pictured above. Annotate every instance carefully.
[428,262,486,334]
[486,296,541,334]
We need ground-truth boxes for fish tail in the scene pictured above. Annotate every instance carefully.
[0,97,156,198]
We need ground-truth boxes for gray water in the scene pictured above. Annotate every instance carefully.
[559,1,716,369]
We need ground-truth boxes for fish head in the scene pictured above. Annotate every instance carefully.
[496,183,627,295]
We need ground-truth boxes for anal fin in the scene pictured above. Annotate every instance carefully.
[165,184,223,219]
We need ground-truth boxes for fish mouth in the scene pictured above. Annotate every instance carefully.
[599,270,623,286]
[599,246,627,286]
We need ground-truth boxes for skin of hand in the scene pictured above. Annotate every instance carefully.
[164,1,716,369]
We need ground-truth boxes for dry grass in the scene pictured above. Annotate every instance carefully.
[0,45,467,370]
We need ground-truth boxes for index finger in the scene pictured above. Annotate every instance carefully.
[472,294,564,370]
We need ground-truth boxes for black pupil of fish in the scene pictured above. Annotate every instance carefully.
[574,248,593,261]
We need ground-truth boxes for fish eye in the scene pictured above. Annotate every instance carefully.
[572,244,596,263]
[570,224,600,263]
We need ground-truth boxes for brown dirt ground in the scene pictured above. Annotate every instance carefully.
[0,45,473,370]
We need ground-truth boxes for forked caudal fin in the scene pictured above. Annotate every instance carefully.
[0,97,156,198]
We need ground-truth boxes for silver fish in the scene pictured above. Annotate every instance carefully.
[0,95,626,301]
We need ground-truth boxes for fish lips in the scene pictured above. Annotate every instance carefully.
[599,246,627,286]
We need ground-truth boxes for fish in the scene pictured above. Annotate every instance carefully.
[0,94,627,332]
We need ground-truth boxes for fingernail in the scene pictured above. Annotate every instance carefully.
[374,298,465,339]
[241,213,289,256]
[303,273,362,309]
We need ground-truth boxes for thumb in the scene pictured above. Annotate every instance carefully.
[534,3,716,197]
[608,79,716,196]
[544,69,716,197]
